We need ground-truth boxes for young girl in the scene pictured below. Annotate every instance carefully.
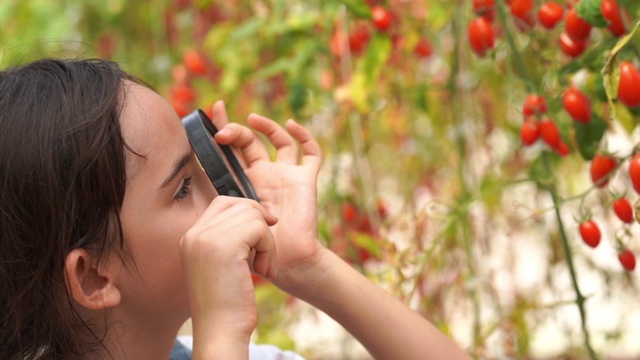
[0,58,470,360]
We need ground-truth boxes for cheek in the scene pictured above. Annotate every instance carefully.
[120,205,198,277]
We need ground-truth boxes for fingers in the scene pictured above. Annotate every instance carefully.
[248,114,299,164]
[203,195,277,226]
[215,123,270,167]
[285,119,323,173]
[182,196,278,279]
[210,100,230,129]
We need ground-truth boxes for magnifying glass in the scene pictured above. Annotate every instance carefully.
[181,109,259,202]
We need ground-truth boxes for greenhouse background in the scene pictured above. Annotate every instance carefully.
[1,0,640,359]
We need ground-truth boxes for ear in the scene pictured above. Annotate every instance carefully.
[64,248,121,310]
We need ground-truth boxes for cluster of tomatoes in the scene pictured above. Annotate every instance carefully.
[517,85,639,272]
[468,0,631,59]
[331,201,388,265]
[575,152,640,272]
[330,3,433,61]
[169,49,211,118]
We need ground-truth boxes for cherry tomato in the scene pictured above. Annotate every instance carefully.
[414,38,433,59]
[342,202,359,224]
[182,49,207,75]
[618,61,640,108]
[628,153,640,194]
[520,120,540,146]
[565,8,592,42]
[171,99,189,118]
[613,197,634,224]
[579,220,601,248]
[554,141,570,157]
[618,249,636,271]
[473,0,496,22]
[601,0,627,36]
[523,94,548,117]
[468,17,495,58]
[559,32,587,58]
[170,83,195,103]
[590,154,617,188]
[510,0,536,30]
[539,119,560,148]
[349,26,371,54]
[538,2,565,30]
[371,6,393,31]
[563,87,591,123]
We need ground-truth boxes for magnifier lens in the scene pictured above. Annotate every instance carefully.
[181,109,259,202]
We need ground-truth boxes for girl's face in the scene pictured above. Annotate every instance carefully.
[112,82,216,330]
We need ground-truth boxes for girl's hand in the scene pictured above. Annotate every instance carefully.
[210,101,324,289]
[180,196,277,357]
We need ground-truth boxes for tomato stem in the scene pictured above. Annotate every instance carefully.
[543,154,599,360]
[495,0,536,93]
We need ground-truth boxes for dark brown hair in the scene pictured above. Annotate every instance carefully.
[0,58,139,359]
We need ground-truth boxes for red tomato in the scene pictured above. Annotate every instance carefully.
[565,8,592,42]
[539,119,560,148]
[523,94,548,117]
[473,0,496,22]
[601,0,627,36]
[342,202,359,224]
[618,249,636,271]
[538,2,565,29]
[510,0,536,30]
[579,220,601,248]
[170,83,195,103]
[613,197,634,224]
[349,26,371,54]
[183,49,207,75]
[520,120,540,146]
[554,141,570,157]
[414,38,433,59]
[618,61,640,108]
[563,87,591,123]
[559,32,587,58]
[590,154,617,188]
[468,17,495,58]
[371,6,393,31]
[171,99,189,118]
[629,153,640,194]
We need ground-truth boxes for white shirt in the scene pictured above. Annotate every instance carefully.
[176,335,305,360]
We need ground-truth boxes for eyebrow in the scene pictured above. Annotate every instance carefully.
[159,153,192,190]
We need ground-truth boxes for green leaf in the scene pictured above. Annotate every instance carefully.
[353,233,381,259]
[288,81,307,116]
[574,114,607,160]
[614,102,639,133]
[601,21,640,131]
[228,17,267,42]
[349,34,391,112]
[362,33,392,84]
[576,0,609,28]
[528,153,555,185]
[340,0,372,19]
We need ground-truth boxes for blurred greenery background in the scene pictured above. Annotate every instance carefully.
[2,0,640,359]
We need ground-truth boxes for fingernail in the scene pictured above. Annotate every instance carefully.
[216,127,230,136]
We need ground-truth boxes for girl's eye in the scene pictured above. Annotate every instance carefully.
[175,177,192,201]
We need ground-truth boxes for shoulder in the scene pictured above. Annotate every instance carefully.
[174,335,305,360]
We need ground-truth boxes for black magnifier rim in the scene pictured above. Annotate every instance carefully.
[182,109,259,202]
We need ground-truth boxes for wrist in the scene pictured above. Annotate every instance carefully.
[192,318,251,360]
[191,333,249,360]
[274,247,355,304]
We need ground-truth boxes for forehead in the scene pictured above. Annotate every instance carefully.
[119,82,187,180]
